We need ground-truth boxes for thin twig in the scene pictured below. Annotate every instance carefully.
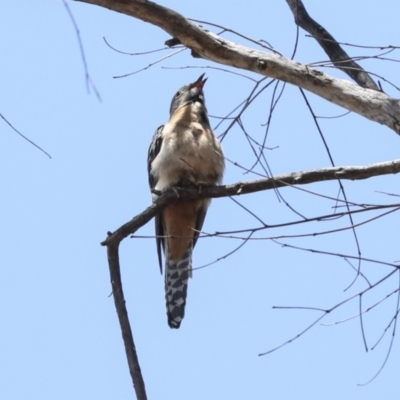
[359,271,400,385]
[299,88,362,287]
[272,239,398,269]
[103,37,173,55]
[321,288,399,326]
[0,112,51,159]
[259,269,398,356]
[114,48,186,78]
[62,0,102,101]
[162,65,258,82]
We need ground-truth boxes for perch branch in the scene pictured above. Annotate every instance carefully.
[101,157,400,399]
[102,158,400,246]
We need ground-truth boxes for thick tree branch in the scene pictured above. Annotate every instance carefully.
[102,158,400,247]
[75,0,400,135]
[285,0,380,90]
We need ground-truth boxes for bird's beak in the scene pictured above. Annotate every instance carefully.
[191,73,207,90]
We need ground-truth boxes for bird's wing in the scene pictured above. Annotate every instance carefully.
[147,125,165,273]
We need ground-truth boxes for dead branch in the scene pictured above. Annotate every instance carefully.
[285,0,380,90]
[63,0,102,100]
[259,268,398,356]
[106,242,148,400]
[99,151,400,399]
[102,158,400,246]
[0,112,51,159]
[74,0,400,135]
[100,157,400,397]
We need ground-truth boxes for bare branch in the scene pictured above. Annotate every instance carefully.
[322,288,400,327]
[299,87,362,281]
[113,48,186,78]
[102,158,400,247]
[0,112,51,159]
[272,239,399,269]
[63,0,102,101]
[74,0,400,135]
[106,242,148,400]
[259,269,398,356]
[285,0,380,90]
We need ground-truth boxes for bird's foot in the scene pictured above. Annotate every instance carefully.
[171,187,180,198]
[151,188,162,196]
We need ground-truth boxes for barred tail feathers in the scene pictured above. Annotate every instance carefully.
[165,247,192,329]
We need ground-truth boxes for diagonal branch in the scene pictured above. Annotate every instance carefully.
[285,0,380,90]
[0,112,52,159]
[75,0,400,135]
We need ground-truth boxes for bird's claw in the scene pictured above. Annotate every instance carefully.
[172,187,180,198]
[151,188,162,196]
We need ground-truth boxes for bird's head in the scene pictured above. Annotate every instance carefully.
[169,73,208,116]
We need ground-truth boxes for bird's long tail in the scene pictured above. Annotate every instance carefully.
[165,247,192,329]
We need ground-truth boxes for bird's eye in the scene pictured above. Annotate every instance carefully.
[176,90,183,98]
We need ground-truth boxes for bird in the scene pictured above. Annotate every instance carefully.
[147,74,225,328]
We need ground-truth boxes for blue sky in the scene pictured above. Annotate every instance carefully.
[2,1,400,399]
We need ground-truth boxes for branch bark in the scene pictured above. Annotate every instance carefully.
[75,0,400,135]
[73,3,400,396]
[285,0,380,90]
[107,242,148,400]
[100,156,400,399]
[102,158,400,246]
[101,158,400,399]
